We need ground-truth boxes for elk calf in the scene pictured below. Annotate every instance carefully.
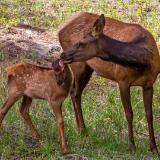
[0,59,73,154]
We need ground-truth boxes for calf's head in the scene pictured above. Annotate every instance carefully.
[60,14,106,63]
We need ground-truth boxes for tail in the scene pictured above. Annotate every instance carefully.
[5,66,15,76]
[5,63,24,76]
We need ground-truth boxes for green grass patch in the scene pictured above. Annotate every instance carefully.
[0,66,160,159]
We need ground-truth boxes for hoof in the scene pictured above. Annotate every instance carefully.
[79,127,88,136]
[62,148,70,155]
[32,134,42,142]
[151,147,159,155]
[129,144,136,153]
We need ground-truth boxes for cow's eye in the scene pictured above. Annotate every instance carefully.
[76,42,86,49]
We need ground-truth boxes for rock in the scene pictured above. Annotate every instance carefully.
[30,41,60,57]
[64,154,88,160]
[0,24,61,65]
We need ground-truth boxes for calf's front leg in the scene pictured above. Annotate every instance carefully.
[51,101,69,154]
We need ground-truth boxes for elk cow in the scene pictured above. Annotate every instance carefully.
[61,14,151,71]
[59,12,160,153]
[0,59,73,154]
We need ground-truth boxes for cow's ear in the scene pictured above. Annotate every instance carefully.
[92,14,105,37]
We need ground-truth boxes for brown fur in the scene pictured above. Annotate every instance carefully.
[58,12,160,153]
[0,62,73,154]
[6,63,25,75]
[61,14,151,70]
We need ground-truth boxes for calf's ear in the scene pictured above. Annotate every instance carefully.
[52,59,65,74]
[92,14,105,37]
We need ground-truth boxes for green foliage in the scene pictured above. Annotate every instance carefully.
[0,0,160,41]
[0,65,160,159]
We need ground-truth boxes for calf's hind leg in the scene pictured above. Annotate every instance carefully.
[19,96,41,140]
[0,94,20,126]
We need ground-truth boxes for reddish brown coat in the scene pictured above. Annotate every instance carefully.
[58,12,160,153]
[0,62,73,154]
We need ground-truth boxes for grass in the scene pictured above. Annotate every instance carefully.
[0,0,160,40]
[0,0,160,159]
[0,64,160,159]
